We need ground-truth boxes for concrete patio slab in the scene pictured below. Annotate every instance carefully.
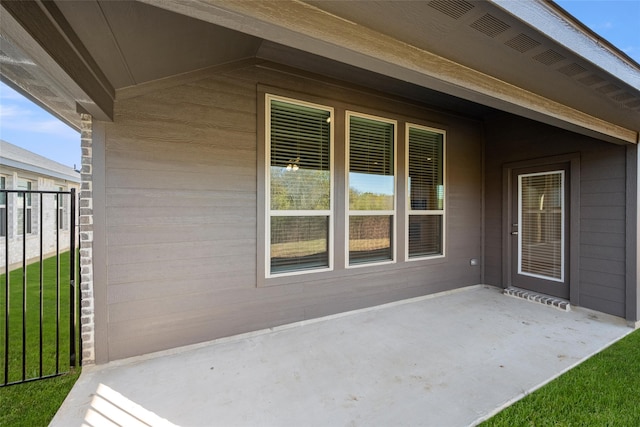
[51,285,632,427]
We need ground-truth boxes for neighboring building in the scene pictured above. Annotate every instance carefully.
[0,0,638,365]
[0,140,80,271]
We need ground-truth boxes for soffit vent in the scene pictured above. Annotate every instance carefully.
[427,0,475,19]
[558,63,587,77]
[470,14,510,38]
[532,49,565,66]
[1,63,35,80]
[50,100,73,111]
[578,74,605,86]
[505,33,541,53]
[31,85,57,98]
[612,92,634,102]
[597,83,620,94]
[625,99,640,109]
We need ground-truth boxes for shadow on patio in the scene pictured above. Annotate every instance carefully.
[51,286,631,427]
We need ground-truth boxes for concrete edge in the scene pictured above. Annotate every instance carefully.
[469,325,637,426]
[81,284,494,375]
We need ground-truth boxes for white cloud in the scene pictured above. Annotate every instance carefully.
[0,83,26,101]
[0,101,77,138]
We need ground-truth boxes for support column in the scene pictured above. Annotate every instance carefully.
[79,113,95,363]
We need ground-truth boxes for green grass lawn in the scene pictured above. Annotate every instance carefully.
[0,251,81,426]
[481,329,640,426]
[0,369,80,426]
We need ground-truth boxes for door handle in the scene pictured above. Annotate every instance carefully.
[511,231,518,235]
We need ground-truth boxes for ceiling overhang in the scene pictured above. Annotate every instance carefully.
[1,0,114,128]
[1,0,638,144]
[137,0,638,144]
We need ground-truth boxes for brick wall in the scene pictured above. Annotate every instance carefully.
[79,113,95,364]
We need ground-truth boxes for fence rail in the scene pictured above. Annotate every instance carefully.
[1,189,80,386]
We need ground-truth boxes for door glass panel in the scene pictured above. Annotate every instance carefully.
[518,171,564,282]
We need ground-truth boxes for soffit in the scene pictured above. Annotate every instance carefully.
[303,0,640,132]
[0,34,79,130]
[256,41,498,119]
[55,0,263,90]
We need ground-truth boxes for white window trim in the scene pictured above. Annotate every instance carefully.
[405,123,446,262]
[345,111,397,268]
[265,94,335,278]
[517,170,565,283]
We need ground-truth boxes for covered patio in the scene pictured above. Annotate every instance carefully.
[51,286,631,427]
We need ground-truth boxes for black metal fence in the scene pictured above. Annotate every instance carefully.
[1,189,80,386]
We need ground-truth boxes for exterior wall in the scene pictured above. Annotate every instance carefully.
[484,114,628,318]
[97,64,484,361]
[0,168,79,272]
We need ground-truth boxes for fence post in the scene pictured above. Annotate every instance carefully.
[2,189,8,386]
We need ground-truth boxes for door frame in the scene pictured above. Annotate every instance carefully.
[502,153,580,305]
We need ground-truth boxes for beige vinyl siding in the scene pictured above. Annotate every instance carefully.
[100,63,483,361]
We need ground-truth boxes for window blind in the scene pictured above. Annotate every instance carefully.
[348,114,395,265]
[407,125,444,259]
[519,172,563,281]
[349,116,393,176]
[270,100,330,172]
[271,216,329,273]
[408,215,442,257]
[408,127,443,211]
[268,97,332,275]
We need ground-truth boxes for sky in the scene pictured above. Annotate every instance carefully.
[0,0,638,170]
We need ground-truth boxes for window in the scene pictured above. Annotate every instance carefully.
[407,124,445,259]
[58,186,68,230]
[347,113,396,266]
[0,176,6,237]
[266,95,333,276]
[17,178,33,235]
[262,92,447,282]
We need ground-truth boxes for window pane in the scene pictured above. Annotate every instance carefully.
[408,127,443,211]
[17,208,24,235]
[0,208,6,237]
[270,167,330,210]
[270,100,331,210]
[271,216,329,273]
[0,176,5,205]
[519,172,563,281]
[349,215,392,264]
[349,116,394,210]
[409,215,443,258]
